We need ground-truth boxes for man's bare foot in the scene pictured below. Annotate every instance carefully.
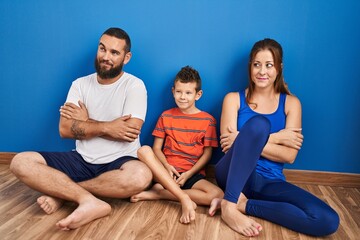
[56,197,111,230]
[179,195,197,224]
[130,183,164,203]
[209,198,222,216]
[37,195,64,214]
[221,199,262,237]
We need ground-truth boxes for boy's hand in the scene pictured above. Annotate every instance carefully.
[165,164,180,181]
[176,171,191,187]
[60,101,89,121]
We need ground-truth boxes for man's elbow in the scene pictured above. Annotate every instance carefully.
[59,127,71,138]
[59,122,73,138]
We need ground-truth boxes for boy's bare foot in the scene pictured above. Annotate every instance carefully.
[56,197,111,230]
[131,183,196,224]
[37,195,64,214]
[179,195,197,224]
[221,199,262,237]
[130,183,164,203]
[209,198,222,216]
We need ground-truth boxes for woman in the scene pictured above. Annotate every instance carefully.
[215,39,339,237]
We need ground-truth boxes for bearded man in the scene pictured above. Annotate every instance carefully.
[10,28,152,230]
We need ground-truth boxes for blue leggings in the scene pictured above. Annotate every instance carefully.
[215,116,339,236]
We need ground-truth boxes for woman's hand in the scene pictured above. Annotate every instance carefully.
[271,128,303,150]
[220,126,239,153]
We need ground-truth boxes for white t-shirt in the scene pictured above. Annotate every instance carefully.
[65,72,147,164]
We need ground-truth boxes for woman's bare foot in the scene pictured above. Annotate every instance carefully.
[56,197,111,230]
[130,183,164,203]
[221,199,262,237]
[209,198,222,216]
[37,195,64,214]
[179,195,197,224]
[236,193,248,213]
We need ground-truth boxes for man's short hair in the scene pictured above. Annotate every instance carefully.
[102,27,131,52]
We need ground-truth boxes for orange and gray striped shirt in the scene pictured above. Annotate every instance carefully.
[152,108,218,176]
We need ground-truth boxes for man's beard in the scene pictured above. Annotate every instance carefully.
[95,58,123,79]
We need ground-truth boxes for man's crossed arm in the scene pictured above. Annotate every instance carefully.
[59,101,143,142]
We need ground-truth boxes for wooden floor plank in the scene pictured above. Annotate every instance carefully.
[0,163,359,240]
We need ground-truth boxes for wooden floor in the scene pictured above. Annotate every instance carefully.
[0,163,359,240]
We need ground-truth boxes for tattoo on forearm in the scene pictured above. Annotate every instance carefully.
[71,120,86,139]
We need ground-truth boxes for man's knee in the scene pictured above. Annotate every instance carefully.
[122,160,153,191]
[10,152,45,177]
[132,162,153,190]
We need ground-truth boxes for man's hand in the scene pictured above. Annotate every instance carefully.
[60,101,89,121]
[59,101,143,142]
[220,126,239,153]
[104,115,141,142]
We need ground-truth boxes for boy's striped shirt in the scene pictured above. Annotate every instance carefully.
[152,108,218,175]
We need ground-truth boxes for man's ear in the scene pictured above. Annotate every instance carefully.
[195,90,203,100]
[123,52,132,65]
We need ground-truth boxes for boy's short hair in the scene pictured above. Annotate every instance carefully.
[174,66,202,92]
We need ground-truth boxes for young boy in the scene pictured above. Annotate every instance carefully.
[131,66,224,224]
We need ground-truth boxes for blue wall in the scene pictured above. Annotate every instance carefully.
[1,1,359,174]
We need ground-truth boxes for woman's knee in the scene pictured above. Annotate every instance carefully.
[248,116,270,134]
[243,116,270,144]
[316,208,340,236]
[304,206,340,237]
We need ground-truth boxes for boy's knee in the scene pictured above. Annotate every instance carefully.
[137,145,152,159]
[202,181,224,201]
[210,186,224,199]
[216,188,224,198]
